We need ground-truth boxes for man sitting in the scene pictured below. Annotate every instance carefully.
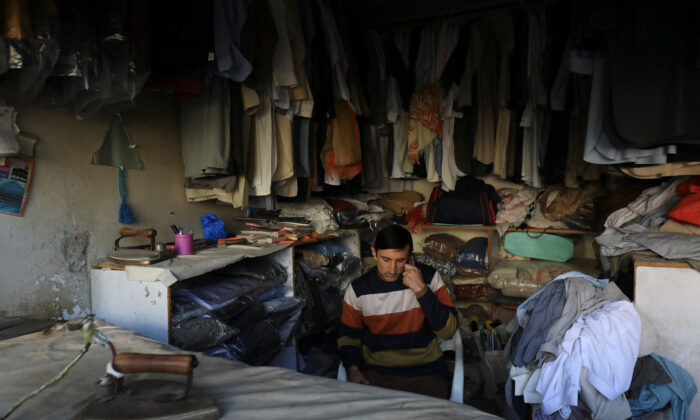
[337,225,458,399]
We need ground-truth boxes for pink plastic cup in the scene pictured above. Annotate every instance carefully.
[174,233,194,255]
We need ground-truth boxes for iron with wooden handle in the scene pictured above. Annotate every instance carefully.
[114,228,157,250]
[113,353,198,376]
[76,352,220,419]
[108,353,200,402]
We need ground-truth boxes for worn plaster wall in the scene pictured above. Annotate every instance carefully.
[0,91,243,319]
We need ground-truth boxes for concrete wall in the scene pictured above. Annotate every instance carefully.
[0,91,243,320]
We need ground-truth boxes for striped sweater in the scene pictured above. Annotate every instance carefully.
[337,263,458,377]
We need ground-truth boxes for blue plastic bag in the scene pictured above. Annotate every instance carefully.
[200,213,228,240]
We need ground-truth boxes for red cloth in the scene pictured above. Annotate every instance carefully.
[326,199,357,215]
[453,284,490,300]
[669,176,700,226]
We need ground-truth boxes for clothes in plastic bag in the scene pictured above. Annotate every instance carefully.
[203,317,282,366]
[171,317,239,351]
[203,345,241,362]
[221,261,288,286]
[415,253,457,276]
[538,184,605,223]
[456,266,489,278]
[300,345,339,377]
[78,1,152,117]
[335,209,360,228]
[53,1,91,77]
[175,295,255,324]
[254,284,289,303]
[306,243,345,258]
[297,249,329,268]
[278,198,339,233]
[320,286,343,323]
[455,237,488,270]
[209,295,255,322]
[294,262,328,338]
[454,284,490,300]
[3,0,33,70]
[0,0,60,104]
[173,275,262,311]
[225,318,281,366]
[44,1,150,117]
[560,201,597,231]
[227,301,267,334]
[171,295,207,324]
[423,233,464,262]
[277,308,302,345]
[172,293,254,324]
[263,296,304,326]
[487,259,599,298]
[298,252,361,294]
[486,288,526,308]
[0,39,9,78]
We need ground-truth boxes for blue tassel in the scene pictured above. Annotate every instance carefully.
[119,199,135,224]
[118,167,135,224]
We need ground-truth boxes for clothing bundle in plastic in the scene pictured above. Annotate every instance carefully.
[1,0,151,116]
[170,261,301,366]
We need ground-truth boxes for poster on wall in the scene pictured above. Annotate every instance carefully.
[0,156,35,216]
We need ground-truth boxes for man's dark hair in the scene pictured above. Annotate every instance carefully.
[374,225,413,254]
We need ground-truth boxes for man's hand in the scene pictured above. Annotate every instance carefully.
[402,264,427,297]
[348,365,370,384]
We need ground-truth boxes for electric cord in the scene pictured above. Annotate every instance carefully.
[1,316,115,420]
[1,341,91,420]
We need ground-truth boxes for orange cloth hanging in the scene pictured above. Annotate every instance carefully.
[321,99,362,181]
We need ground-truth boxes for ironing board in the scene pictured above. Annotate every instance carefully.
[0,321,501,420]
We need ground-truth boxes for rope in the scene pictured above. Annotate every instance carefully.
[118,166,127,200]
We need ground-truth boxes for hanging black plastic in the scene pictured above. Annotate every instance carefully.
[294,262,328,338]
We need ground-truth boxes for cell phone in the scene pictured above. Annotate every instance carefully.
[409,255,415,266]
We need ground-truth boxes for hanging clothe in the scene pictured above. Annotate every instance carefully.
[407,84,442,164]
[180,76,231,179]
[492,11,515,178]
[440,87,465,191]
[317,0,350,102]
[569,50,676,165]
[321,99,362,182]
[269,0,297,88]
[213,0,252,82]
[248,85,275,196]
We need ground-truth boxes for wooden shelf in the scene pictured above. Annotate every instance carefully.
[411,224,598,235]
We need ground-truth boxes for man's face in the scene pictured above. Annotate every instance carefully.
[372,245,410,282]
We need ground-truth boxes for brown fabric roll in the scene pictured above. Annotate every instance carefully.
[423,233,464,262]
